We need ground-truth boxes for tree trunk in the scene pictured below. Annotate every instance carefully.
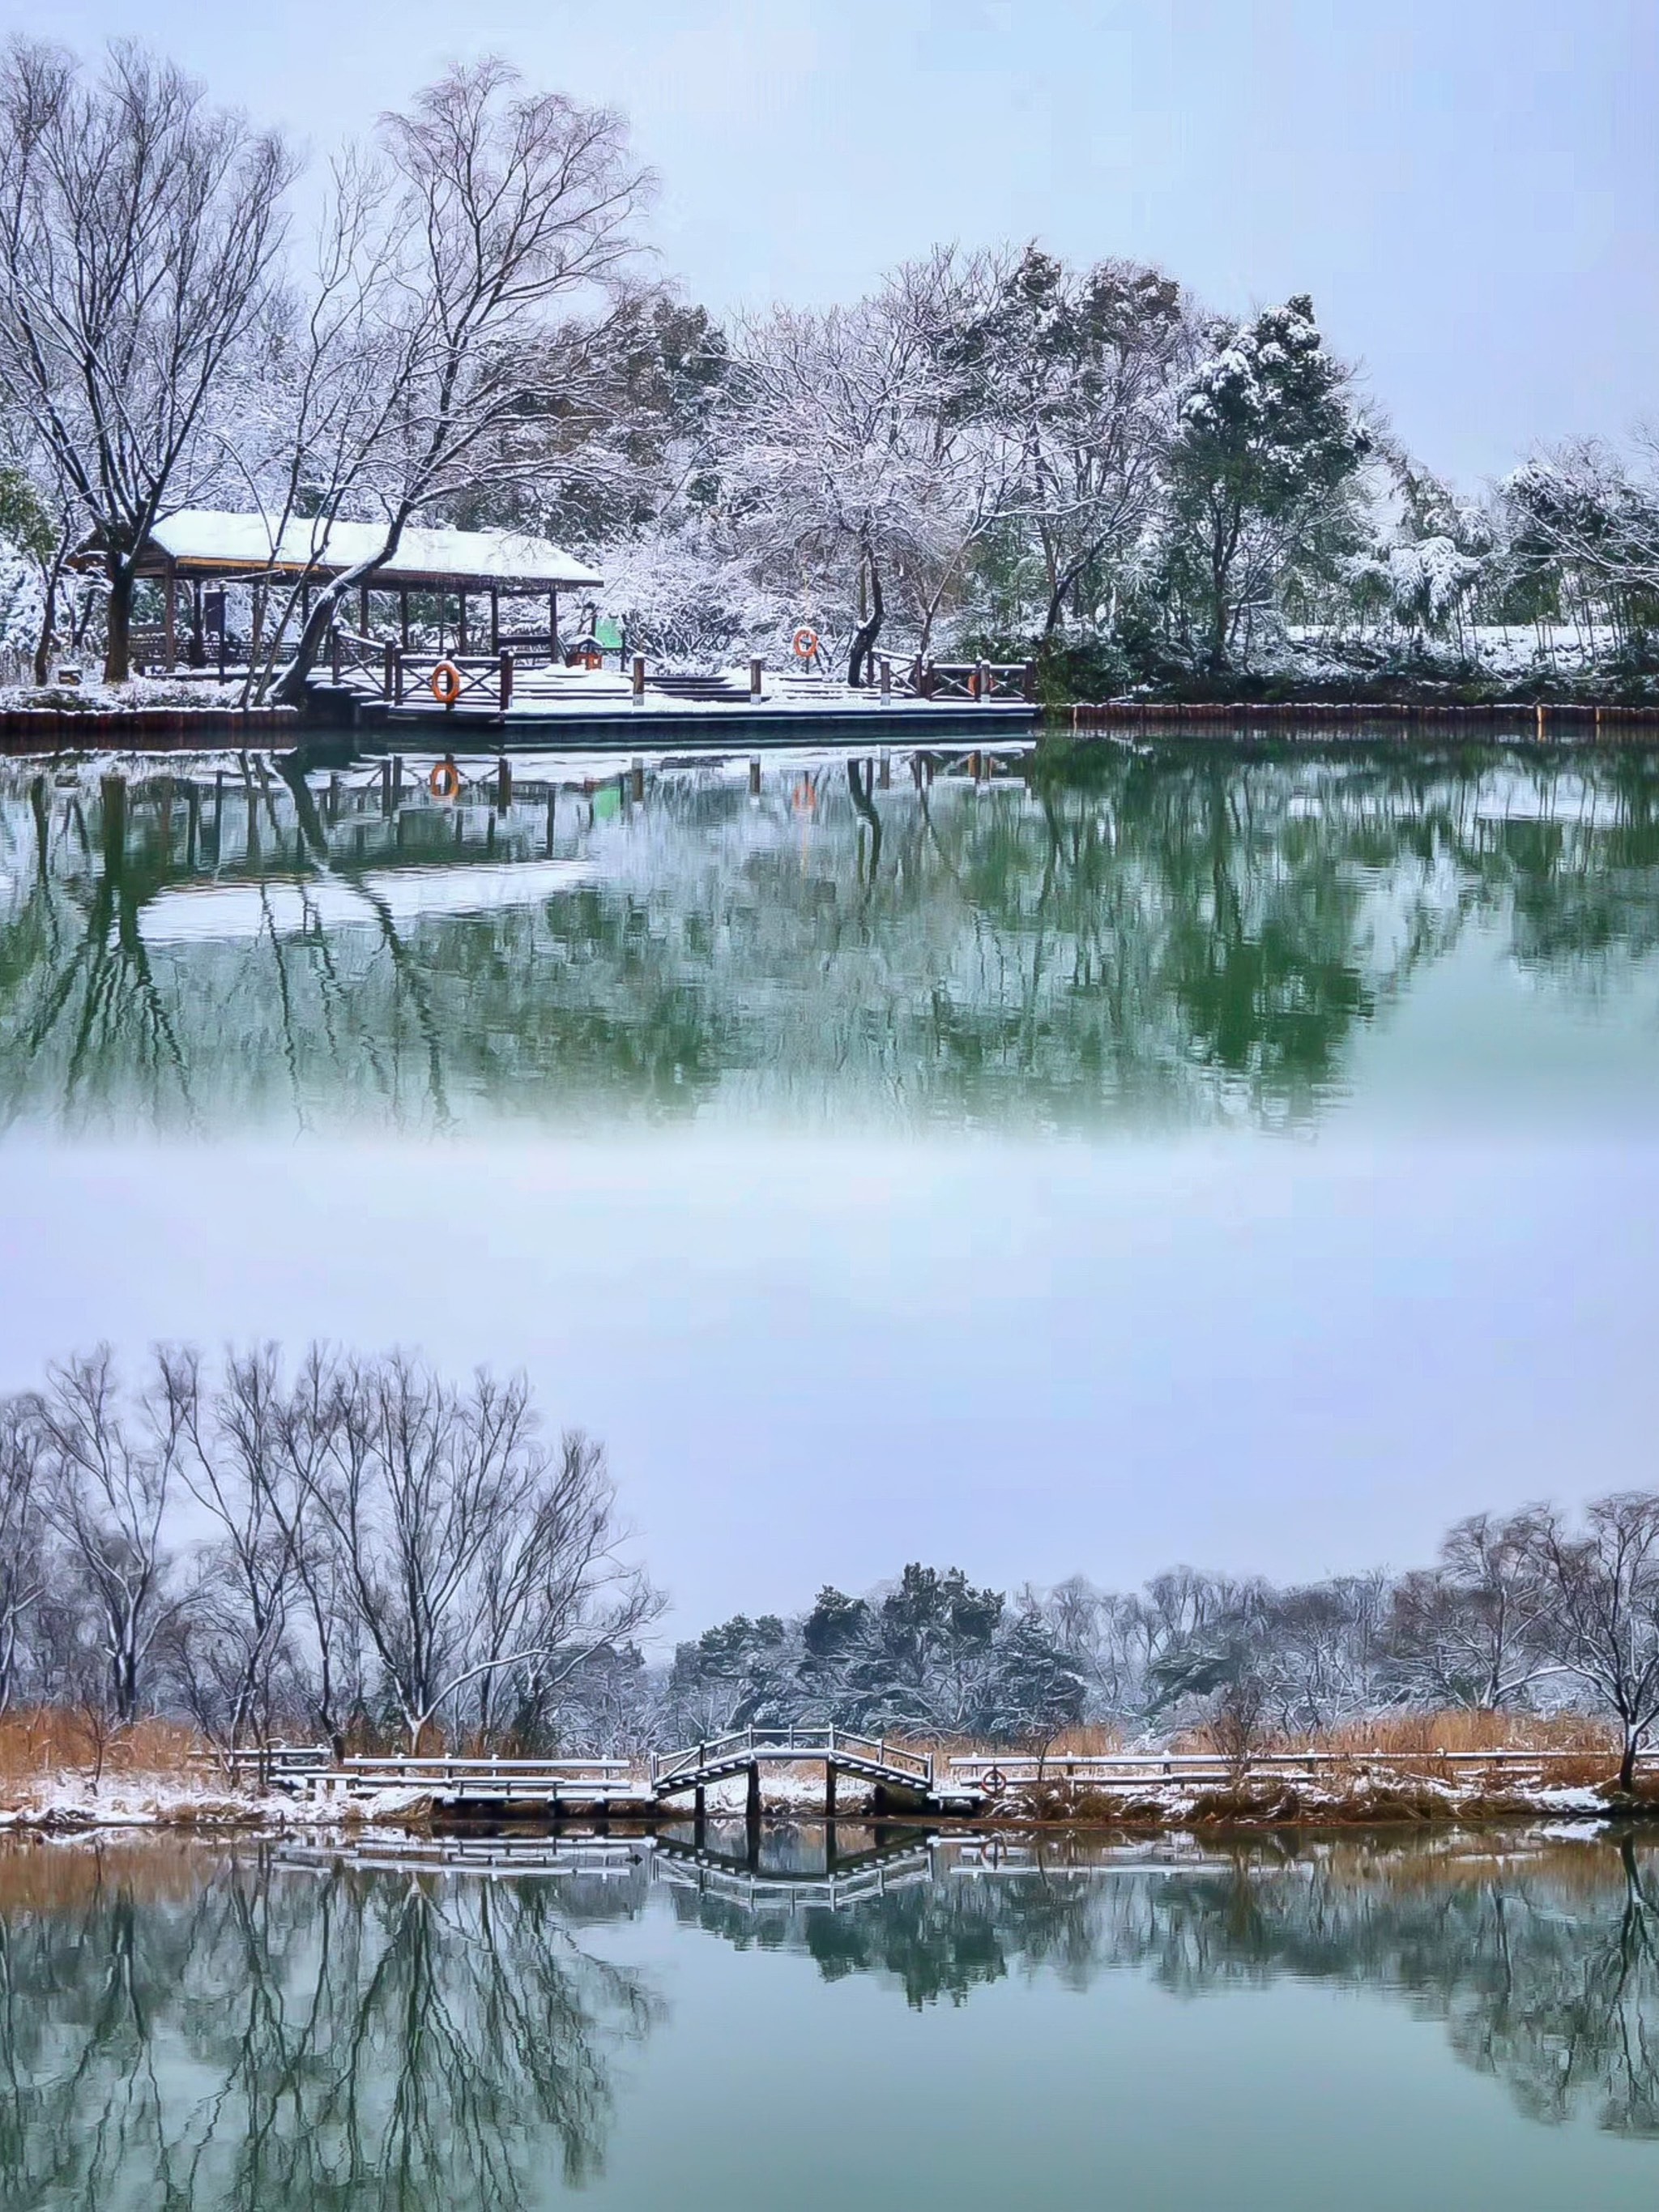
[1619,1731,1639,1793]
[32,557,62,686]
[103,561,134,685]
[846,549,884,688]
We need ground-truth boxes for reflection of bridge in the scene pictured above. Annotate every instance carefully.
[274,1828,938,1911]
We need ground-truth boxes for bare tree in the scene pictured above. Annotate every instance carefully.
[28,1347,186,1720]
[724,258,1017,681]
[271,60,652,700]
[1529,1494,1659,1792]
[0,39,293,678]
[160,1343,301,1749]
[0,1396,45,1708]
[1388,1509,1559,1710]
[471,1428,660,1747]
[301,1349,657,1751]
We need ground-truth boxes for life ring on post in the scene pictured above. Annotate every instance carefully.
[429,759,461,801]
[980,1764,1007,1799]
[430,660,463,708]
[791,626,820,661]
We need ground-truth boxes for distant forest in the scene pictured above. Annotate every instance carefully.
[6,1345,1659,1787]
[1,41,1656,698]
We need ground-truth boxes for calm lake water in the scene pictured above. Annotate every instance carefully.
[7,1825,1659,2210]
[4,738,1659,1135]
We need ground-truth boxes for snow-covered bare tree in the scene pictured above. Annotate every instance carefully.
[1387,1509,1559,1710]
[948,245,1189,637]
[271,59,653,699]
[0,39,293,679]
[723,256,1017,681]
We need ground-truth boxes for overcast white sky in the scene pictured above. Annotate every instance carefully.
[20,0,1658,485]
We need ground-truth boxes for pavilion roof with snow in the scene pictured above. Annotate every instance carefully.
[139,510,603,593]
[94,509,605,670]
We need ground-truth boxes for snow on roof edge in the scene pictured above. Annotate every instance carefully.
[147,510,603,588]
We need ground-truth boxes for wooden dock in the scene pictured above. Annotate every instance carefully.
[317,631,1039,742]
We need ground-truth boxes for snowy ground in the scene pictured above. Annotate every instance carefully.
[0,1774,430,1831]
[0,1766,1631,1831]
[0,674,247,713]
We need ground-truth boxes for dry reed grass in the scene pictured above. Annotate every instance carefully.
[0,1708,207,1791]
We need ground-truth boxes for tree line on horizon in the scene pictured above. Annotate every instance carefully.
[6,1343,1659,1787]
[0,40,1654,700]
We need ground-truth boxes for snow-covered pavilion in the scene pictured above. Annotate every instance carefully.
[113,509,604,669]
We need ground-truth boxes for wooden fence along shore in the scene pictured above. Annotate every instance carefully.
[6,681,1659,755]
[218,1733,1647,1823]
[1066,698,1659,737]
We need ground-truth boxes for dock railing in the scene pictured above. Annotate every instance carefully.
[328,628,569,711]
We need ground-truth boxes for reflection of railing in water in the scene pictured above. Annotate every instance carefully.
[278,1826,939,1910]
[650,1832,936,1911]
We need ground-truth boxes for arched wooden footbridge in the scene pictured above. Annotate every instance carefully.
[649,1724,957,1820]
[239,1723,979,1817]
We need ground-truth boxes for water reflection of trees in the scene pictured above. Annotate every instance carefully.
[724,1830,1659,2134]
[0,1843,659,2210]
[4,747,1659,1134]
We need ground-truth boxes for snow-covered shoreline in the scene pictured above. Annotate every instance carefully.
[0,1764,1640,1834]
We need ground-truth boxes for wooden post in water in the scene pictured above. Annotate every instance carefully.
[745,1761,761,1834]
[631,758,645,803]
[749,756,761,796]
[500,649,514,711]
[497,757,512,812]
[186,781,200,869]
[824,1761,837,1821]
[749,656,764,700]
[544,788,556,856]
[693,1787,706,1840]
[879,749,890,788]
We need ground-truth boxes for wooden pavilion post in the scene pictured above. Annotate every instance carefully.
[163,556,177,671]
[359,583,369,634]
[549,587,558,657]
[457,588,468,655]
[399,588,410,647]
[489,586,500,653]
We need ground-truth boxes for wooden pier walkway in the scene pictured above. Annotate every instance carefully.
[317,630,1038,741]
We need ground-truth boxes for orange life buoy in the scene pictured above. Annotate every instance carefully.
[430,660,463,708]
[429,759,461,800]
[791,626,819,660]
